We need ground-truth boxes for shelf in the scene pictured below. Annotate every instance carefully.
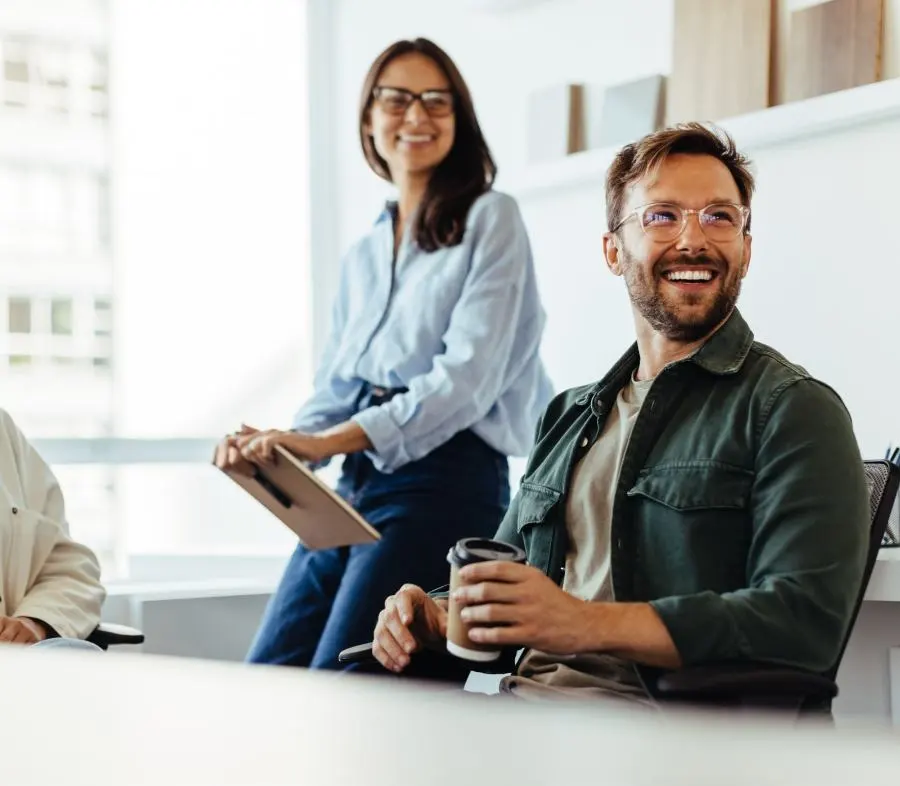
[866,548,900,603]
[504,77,900,201]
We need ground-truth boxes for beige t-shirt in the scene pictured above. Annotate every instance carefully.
[500,374,654,704]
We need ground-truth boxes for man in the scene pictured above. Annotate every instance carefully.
[0,408,105,648]
[369,123,869,705]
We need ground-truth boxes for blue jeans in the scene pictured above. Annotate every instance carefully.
[246,429,510,670]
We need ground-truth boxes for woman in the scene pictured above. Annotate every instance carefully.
[215,37,552,670]
[0,408,105,649]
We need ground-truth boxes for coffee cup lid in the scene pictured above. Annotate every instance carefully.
[447,537,527,567]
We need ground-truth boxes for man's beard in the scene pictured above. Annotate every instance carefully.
[622,251,742,342]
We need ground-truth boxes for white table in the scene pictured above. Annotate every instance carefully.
[3,646,900,785]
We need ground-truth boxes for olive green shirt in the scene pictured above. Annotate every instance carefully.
[492,309,868,697]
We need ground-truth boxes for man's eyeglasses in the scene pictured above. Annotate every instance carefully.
[372,86,455,118]
[611,202,751,242]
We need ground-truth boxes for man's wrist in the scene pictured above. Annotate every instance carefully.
[576,600,613,653]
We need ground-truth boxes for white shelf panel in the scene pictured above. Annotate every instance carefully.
[865,548,900,602]
[505,77,900,200]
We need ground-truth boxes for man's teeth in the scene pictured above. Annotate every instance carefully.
[665,270,714,282]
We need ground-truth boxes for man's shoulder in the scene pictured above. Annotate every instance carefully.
[743,340,849,417]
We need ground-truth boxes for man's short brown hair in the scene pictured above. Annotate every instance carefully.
[605,122,755,233]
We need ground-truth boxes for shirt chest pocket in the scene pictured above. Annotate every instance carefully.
[626,462,753,511]
[625,462,754,595]
[515,482,561,567]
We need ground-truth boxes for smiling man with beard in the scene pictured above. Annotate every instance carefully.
[370,123,870,709]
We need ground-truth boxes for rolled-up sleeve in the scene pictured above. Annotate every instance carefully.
[352,197,535,472]
[8,413,105,640]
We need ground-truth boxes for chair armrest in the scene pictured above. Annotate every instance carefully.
[338,642,378,665]
[86,622,145,649]
[655,662,837,703]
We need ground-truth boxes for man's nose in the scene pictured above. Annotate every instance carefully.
[675,212,709,254]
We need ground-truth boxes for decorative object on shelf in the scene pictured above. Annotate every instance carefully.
[526,83,584,164]
[667,0,775,125]
[506,76,900,201]
[785,0,883,103]
[584,74,666,150]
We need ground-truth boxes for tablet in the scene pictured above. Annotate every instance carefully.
[219,445,380,550]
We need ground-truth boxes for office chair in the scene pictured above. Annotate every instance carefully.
[339,460,900,715]
[85,622,145,651]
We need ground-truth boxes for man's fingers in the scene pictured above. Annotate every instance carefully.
[372,638,403,673]
[460,601,519,625]
[468,624,524,646]
[458,560,530,584]
[374,611,409,672]
[394,587,419,625]
[452,580,519,607]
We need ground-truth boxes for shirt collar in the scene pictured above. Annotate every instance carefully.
[582,308,755,407]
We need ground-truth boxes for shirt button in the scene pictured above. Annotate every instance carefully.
[11,507,17,515]
[580,437,589,448]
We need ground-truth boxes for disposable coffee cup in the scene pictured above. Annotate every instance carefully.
[446,537,527,662]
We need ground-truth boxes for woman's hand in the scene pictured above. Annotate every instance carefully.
[212,424,259,475]
[0,616,47,645]
[235,429,332,466]
[213,421,373,472]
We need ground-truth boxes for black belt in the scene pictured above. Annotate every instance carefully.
[357,382,408,411]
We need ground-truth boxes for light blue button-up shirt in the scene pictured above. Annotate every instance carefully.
[292,190,553,473]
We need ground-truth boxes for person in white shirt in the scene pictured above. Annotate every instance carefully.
[0,408,105,648]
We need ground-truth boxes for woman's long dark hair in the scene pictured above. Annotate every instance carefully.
[358,38,497,251]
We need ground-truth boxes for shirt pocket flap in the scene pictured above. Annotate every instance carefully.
[626,463,753,511]
[515,482,561,532]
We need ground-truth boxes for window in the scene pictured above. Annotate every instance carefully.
[51,298,74,335]
[2,1,311,581]
[94,297,112,337]
[35,43,69,115]
[2,40,29,109]
[8,297,31,333]
[89,50,108,118]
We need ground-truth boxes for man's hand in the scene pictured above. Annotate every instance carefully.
[453,562,591,655]
[0,616,47,645]
[455,561,682,668]
[372,584,448,673]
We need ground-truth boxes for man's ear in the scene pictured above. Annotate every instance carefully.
[603,232,623,276]
[740,233,752,278]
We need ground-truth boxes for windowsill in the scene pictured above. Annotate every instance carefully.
[105,576,279,601]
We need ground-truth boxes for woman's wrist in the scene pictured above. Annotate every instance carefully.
[311,421,372,458]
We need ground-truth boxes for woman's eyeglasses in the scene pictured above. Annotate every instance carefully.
[372,86,455,118]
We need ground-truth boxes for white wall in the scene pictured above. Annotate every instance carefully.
[319,0,900,457]
[315,0,900,723]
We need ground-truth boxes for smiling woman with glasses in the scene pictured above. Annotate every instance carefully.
[215,37,553,673]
